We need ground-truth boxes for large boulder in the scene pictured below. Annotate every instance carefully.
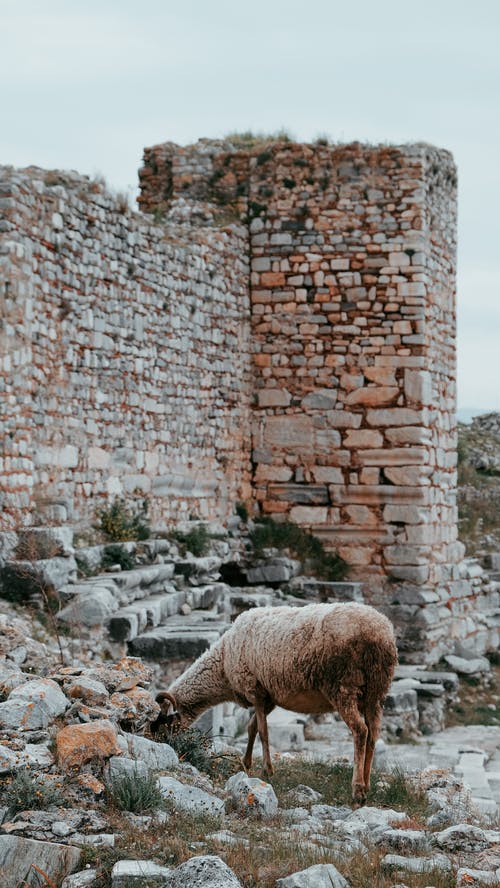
[0,835,80,887]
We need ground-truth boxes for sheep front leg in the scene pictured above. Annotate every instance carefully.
[255,701,273,777]
[242,712,258,774]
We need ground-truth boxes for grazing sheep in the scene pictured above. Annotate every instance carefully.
[151,602,397,806]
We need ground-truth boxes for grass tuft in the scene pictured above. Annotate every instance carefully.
[107,770,164,813]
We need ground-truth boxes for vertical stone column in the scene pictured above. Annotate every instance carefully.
[248,143,459,607]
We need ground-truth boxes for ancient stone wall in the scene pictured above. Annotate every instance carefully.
[140,139,459,582]
[0,166,252,530]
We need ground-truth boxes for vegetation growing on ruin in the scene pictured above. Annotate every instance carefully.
[248,517,348,581]
[224,128,294,149]
[95,498,150,542]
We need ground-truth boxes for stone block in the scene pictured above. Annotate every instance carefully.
[58,586,119,626]
[111,860,172,886]
[276,864,349,887]
[301,389,338,410]
[289,506,328,525]
[0,835,81,887]
[267,483,329,504]
[263,415,314,449]
[257,388,292,407]
[366,408,423,426]
[345,386,399,406]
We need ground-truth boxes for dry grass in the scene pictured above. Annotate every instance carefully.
[77,755,445,887]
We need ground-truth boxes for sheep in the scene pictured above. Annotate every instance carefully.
[151,602,397,806]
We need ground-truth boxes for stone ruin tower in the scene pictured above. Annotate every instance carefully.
[139,138,462,643]
[3,136,492,659]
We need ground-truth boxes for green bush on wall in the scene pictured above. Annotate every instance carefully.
[96,498,150,542]
[249,517,348,581]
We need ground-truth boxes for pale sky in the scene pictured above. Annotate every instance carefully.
[2,0,499,411]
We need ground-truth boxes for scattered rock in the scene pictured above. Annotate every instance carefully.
[56,719,122,770]
[0,834,80,886]
[166,854,242,887]
[275,862,349,887]
[157,776,224,817]
[0,678,69,730]
[123,731,179,770]
[111,859,172,886]
[224,772,279,819]
[61,871,99,888]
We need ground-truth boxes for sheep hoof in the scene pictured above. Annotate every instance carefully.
[352,784,367,808]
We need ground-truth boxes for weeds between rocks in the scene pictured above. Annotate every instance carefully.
[2,769,66,814]
[107,770,164,814]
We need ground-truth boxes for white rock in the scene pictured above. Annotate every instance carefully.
[434,823,489,852]
[0,835,80,885]
[224,771,278,818]
[106,756,148,781]
[0,678,68,729]
[157,776,224,817]
[276,862,349,887]
[61,870,98,888]
[381,853,451,873]
[111,859,172,886]
[166,855,242,887]
[124,731,179,770]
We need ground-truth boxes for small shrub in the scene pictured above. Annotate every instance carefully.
[3,770,65,813]
[101,544,136,572]
[107,770,163,813]
[96,498,150,542]
[248,517,348,581]
[156,726,239,780]
[171,524,210,557]
[235,501,249,523]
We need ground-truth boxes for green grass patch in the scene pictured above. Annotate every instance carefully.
[107,770,164,813]
[249,517,348,581]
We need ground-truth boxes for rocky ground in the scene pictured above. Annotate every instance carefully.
[0,516,498,888]
[458,413,500,557]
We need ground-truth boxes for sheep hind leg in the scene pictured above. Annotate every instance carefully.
[336,695,368,807]
[363,702,382,793]
[255,699,275,778]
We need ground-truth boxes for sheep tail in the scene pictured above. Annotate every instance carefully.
[361,638,398,709]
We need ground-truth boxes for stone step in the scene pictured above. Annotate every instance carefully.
[287,578,364,603]
[103,563,176,603]
[128,611,229,660]
[107,583,229,643]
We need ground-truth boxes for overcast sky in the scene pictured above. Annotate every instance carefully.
[2,0,499,411]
